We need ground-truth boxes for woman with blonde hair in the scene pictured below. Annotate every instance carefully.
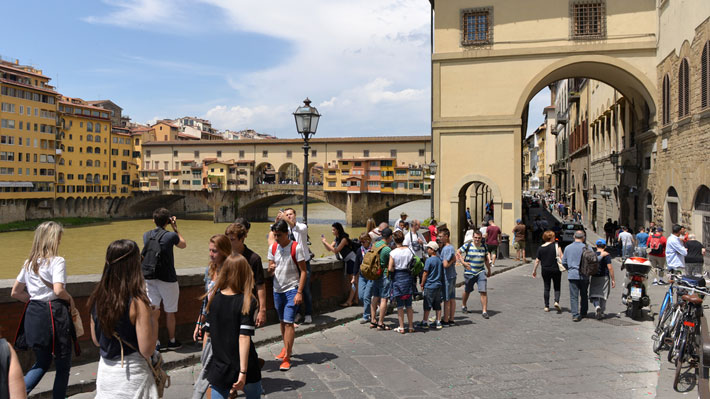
[88,239,161,398]
[11,221,76,399]
[204,255,262,399]
[192,234,232,399]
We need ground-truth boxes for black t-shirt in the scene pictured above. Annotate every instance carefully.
[242,245,265,297]
[142,227,179,282]
[536,243,559,272]
[206,291,261,389]
[686,240,705,264]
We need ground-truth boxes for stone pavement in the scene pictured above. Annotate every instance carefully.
[72,256,661,398]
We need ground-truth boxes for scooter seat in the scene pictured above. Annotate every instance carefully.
[682,294,703,305]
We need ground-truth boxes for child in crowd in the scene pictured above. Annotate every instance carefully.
[417,242,444,329]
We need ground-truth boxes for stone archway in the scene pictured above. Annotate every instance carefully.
[448,173,503,246]
[692,185,710,247]
[277,162,301,184]
[255,162,275,184]
[664,186,681,230]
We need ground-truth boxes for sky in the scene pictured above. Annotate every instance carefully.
[526,87,551,138]
[0,0,433,138]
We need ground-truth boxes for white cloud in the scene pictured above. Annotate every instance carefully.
[83,0,185,28]
[84,0,432,137]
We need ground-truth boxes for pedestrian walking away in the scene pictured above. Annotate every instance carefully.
[192,235,232,399]
[562,230,590,321]
[267,220,307,371]
[88,239,161,399]
[635,227,649,256]
[141,208,187,351]
[417,242,444,329]
[618,227,635,260]
[485,220,502,267]
[322,222,359,308]
[512,219,527,262]
[457,230,492,319]
[11,221,76,399]
[438,228,457,326]
[685,233,706,277]
[589,240,615,319]
[531,230,563,313]
[204,255,263,399]
[388,231,415,334]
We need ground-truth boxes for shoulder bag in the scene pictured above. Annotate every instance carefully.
[554,243,565,272]
[113,333,171,398]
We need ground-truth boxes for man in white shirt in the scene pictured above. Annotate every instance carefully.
[395,212,408,232]
[666,224,688,271]
[267,220,307,371]
[403,219,427,259]
[282,208,313,324]
[618,226,635,260]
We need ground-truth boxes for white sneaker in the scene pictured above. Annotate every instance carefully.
[303,315,312,324]
[595,306,602,320]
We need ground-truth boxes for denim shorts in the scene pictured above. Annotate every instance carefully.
[369,276,390,299]
[423,287,443,311]
[464,272,487,293]
[273,289,299,324]
[444,277,456,301]
[395,296,412,309]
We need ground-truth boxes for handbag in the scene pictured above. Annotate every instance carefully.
[555,243,565,272]
[113,333,171,398]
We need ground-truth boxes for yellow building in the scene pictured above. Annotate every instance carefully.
[0,58,59,202]
[109,127,136,196]
[56,97,111,198]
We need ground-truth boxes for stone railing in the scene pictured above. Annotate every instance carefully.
[0,257,348,368]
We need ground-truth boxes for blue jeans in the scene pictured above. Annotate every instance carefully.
[25,348,71,399]
[568,279,589,318]
[358,274,371,321]
[622,245,634,258]
[211,382,263,399]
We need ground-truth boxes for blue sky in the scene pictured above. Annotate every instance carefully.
[0,0,431,138]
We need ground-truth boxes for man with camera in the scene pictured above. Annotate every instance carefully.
[142,208,187,351]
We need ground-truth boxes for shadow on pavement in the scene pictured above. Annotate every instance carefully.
[261,377,307,394]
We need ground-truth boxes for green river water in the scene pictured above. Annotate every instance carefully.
[0,201,430,279]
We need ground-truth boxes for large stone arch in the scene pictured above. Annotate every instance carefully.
[692,185,710,247]
[277,162,301,184]
[255,162,275,184]
[448,173,503,246]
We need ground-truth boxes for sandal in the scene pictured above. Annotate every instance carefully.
[377,324,391,331]
[408,328,415,333]
[393,327,406,334]
[339,302,351,307]
[369,321,378,329]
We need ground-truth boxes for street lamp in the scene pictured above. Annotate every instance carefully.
[429,160,438,220]
[293,98,321,225]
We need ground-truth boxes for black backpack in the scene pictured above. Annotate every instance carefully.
[141,229,168,279]
[579,245,600,277]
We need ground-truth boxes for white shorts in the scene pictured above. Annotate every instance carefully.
[145,280,180,313]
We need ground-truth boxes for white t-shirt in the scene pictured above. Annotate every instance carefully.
[267,241,305,293]
[619,231,634,247]
[289,221,312,262]
[16,257,66,302]
[479,227,488,238]
[390,247,414,271]
[403,230,426,258]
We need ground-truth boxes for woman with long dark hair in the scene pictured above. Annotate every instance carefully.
[322,222,358,307]
[88,239,160,398]
[192,234,232,399]
[11,221,75,399]
[205,255,262,399]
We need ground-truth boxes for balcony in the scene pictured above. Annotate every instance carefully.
[569,91,580,102]
[557,112,568,124]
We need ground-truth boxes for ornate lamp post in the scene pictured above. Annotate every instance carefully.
[293,98,321,225]
[429,160,438,220]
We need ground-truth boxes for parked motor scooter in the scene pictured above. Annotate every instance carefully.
[621,255,652,320]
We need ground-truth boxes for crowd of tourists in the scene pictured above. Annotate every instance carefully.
[4,202,706,399]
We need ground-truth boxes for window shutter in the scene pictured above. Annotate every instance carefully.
[702,42,709,109]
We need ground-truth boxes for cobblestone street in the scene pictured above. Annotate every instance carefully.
[146,257,661,399]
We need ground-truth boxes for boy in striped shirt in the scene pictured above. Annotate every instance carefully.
[457,230,492,319]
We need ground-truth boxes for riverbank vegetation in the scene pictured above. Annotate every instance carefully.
[0,217,107,233]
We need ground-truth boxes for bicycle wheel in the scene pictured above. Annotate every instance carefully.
[673,328,688,391]
[656,295,673,333]
[653,328,667,354]
[669,315,684,363]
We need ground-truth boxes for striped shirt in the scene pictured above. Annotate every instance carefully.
[458,242,487,276]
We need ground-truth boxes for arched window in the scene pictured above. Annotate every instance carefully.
[96,159,101,167]
[87,121,93,132]
[94,146,100,153]
[86,134,93,142]
[678,58,690,118]
[86,160,93,167]
[86,147,93,154]
[702,41,709,109]
[95,123,101,133]
[662,74,671,125]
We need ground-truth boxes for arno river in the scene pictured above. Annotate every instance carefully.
[1,200,431,279]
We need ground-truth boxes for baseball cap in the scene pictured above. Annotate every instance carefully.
[595,239,606,246]
[657,227,664,233]
[516,219,522,223]
[381,227,393,238]
[400,212,407,217]
[425,241,439,252]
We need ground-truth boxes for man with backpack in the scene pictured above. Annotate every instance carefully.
[562,230,590,322]
[267,220,307,371]
[457,230,492,319]
[360,228,393,330]
[647,227,668,285]
[142,208,187,351]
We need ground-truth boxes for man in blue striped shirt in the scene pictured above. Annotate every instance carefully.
[457,230,492,319]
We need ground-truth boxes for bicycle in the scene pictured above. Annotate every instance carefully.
[671,285,709,392]
[654,273,693,354]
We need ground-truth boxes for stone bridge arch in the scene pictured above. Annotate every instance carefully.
[432,1,658,238]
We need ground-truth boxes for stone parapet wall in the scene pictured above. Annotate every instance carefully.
[0,257,348,368]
